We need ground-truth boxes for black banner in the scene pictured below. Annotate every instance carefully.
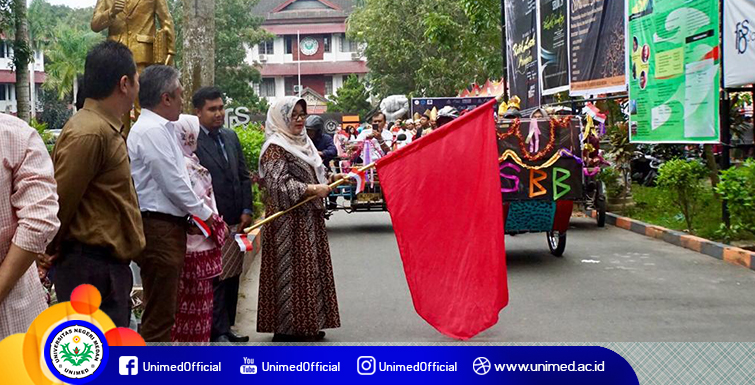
[505,0,541,109]
[538,0,569,95]
[568,0,626,95]
[498,117,583,201]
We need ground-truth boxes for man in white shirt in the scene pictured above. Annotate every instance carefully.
[127,64,215,342]
[356,113,392,160]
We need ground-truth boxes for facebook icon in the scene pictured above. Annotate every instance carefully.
[119,356,139,375]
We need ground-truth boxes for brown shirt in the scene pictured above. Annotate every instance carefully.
[49,99,145,261]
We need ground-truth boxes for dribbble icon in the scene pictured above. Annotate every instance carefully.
[119,356,139,375]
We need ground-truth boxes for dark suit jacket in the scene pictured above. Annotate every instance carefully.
[195,127,253,226]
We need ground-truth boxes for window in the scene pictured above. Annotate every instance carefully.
[325,76,333,96]
[0,41,6,58]
[340,34,355,52]
[0,84,7,101]
[259,40,274,55]
[323,36,331,53]
[285,77,296,96]
[285,36,293,54]
[260,79,276,97]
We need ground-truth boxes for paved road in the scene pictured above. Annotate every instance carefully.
[236,211,755,342]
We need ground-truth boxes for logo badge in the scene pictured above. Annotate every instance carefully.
[45,320,109,384]
[120,356,139,375]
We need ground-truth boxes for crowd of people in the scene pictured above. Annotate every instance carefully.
[0,37,469,343]
[1,40,274,343]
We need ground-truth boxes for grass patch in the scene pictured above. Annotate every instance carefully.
[622,184,724,241]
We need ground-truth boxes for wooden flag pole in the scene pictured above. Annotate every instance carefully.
[244,162,377,233]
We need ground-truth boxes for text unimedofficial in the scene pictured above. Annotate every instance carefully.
[142,362,222,372]
[262,362,341,372]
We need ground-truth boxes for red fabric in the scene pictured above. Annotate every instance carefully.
[553,200,573,233]
[375,99,508,340]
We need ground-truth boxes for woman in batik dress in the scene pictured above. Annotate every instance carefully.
[257,97,343,342]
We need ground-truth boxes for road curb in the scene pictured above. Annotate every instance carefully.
[585,210,755,271]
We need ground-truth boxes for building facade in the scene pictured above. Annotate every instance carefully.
[247,0,368,110]
[0,40,45,115]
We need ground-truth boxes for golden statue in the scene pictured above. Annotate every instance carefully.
[91,0,175,131]
[92,0,176,71]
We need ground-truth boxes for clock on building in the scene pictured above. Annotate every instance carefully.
[300,37,319,56]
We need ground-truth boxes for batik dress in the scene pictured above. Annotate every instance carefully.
[257,144,341,336]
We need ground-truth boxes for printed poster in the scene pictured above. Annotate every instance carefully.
[628,0,720,143]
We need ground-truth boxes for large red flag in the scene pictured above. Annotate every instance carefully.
[375,99,508,340]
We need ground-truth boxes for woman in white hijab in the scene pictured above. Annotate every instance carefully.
[257,97,343,342]
[171,114,226,342]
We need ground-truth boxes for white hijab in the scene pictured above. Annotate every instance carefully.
[259,96,327,184]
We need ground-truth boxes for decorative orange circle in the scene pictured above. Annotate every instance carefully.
[72,336,80,344]
[70,284,102,314]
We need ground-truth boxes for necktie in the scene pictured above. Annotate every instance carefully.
[208,130,228,166]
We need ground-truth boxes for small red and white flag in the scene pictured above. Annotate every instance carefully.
[235,233,256,252]
[192,215,211,238]
[348,167,366,194]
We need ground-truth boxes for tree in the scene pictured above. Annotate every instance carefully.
[6,0,32,122]
[180,0,215,111]
[326,75,372,118]
[43,25,102,101]
[347,0,503,98]
[171,0,270,113]
[214,0,270,113]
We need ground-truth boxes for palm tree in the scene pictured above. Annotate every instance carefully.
[43,25,101,103]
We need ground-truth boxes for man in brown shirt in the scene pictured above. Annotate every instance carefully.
[49,41,145,327]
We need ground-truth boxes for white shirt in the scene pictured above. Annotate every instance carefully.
[127,109,212,220]
[396,129,413,149]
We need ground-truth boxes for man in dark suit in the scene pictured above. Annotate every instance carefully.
[192,87,253,342]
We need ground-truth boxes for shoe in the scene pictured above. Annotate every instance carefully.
[227,330,250,342]
[212,335,231,343]
[316,331,326,341]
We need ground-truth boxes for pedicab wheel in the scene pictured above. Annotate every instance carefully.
[596,182,607,228]
[547,231,566,257]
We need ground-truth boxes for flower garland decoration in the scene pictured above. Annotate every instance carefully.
[497,116,573,161]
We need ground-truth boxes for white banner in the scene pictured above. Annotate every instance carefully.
[724,0,755,87]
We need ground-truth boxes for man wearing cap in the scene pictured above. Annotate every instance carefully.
[306,116,338,209]
[305,116,338,168]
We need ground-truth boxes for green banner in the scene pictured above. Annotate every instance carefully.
[628,0,720,143]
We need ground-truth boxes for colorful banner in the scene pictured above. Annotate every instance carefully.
[537,0,570,95]
[628,0,721,143]
[505,0,541,109]
[497,117,583,201]
[568,0,627,96]
[723,0,755,88]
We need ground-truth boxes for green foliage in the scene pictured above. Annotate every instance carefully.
[326,75,372,118]
[606,122,634,198]
[597,167,622,199]
[656,159,708,233]
[716,160,755,240]
[625,184,723,241]
[44,25,102,100]
[38,89,72,130]
[29,0,94,43]
[348,0,503,98]
[233,122,266,218]
[30,116,53,152]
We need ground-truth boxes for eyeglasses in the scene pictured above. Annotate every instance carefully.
[292,113,308,121]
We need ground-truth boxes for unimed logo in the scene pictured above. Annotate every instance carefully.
[119,356,139,375]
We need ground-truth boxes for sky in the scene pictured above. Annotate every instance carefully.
[30,0,98,8]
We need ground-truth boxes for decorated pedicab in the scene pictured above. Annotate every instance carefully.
[497,97,584,256]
